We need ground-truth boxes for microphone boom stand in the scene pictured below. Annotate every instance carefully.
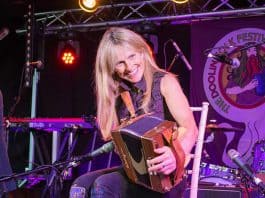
[0,153,95,197]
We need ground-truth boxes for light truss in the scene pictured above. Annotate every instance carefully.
[16,0,265,34]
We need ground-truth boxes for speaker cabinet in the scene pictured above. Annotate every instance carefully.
[184,185,244,198]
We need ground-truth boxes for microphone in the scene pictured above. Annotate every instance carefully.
[0,28,9,40]
[208,53,240,68]
[68,141,114,167]
[171,40,192,71]
[228,149,265,190]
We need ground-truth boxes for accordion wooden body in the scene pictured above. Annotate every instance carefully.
[112,115,179,193]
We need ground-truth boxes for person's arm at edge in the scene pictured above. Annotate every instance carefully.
[161,73,198,165]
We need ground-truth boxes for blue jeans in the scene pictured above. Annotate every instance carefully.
[69,166,186,198]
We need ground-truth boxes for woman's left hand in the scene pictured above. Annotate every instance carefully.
[146,146,176,175]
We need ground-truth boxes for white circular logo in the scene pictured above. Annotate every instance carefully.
[203,28,265,122]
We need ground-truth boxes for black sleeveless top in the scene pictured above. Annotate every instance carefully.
[116,72,174,123]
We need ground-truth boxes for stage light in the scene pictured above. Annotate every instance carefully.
[58,40,80,66]
[61,50,76,65]
[171,0,189,4]
[79,0,98,13]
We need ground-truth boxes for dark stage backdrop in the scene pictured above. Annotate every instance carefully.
[190,16,265,169]
[0,24,191,176]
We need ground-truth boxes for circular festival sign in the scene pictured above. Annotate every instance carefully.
[203,28,265,123]
[202,28,265,168]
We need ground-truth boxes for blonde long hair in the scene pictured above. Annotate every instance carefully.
[95,27,165,140]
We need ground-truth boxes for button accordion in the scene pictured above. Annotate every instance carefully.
[111,114,184,193]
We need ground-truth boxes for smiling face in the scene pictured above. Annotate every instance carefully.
[113,44,145,83]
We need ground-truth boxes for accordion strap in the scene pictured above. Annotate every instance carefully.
[120,91,136,118]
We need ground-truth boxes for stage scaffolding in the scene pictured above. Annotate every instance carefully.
[16,0,265,34]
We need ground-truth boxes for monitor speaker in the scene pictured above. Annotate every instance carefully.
[183,185,244,198]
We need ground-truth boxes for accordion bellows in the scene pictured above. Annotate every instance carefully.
[112,114,185,193]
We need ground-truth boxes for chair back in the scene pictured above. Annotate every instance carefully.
[189,102,209,198]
